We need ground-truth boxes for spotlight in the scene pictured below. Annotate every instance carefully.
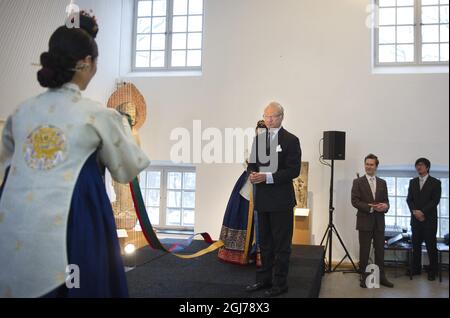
[124,244,136,255]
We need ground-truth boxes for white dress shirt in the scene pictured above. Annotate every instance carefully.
[265,127,282,184]
[419,174,429,190]
[366,174,377,213]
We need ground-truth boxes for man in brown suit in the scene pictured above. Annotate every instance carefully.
[351,154,394,288]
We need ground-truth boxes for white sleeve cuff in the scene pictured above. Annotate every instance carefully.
[266,173,274,184]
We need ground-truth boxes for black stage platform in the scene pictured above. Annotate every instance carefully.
[126,241,324,298]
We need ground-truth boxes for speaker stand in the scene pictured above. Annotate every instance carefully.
[320,159,359,273]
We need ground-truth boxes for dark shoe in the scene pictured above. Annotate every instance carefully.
[264,286,288,297]
[360,274,368,288]
[245,282,272,292]
[428,272,436,281]
[380,276,394,288]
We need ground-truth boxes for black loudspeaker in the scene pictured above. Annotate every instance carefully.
[323,131,346,160]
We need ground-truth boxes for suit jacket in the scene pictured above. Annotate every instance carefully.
[247,127,301,212]
[406,176,441,226]
[351,176,390,231]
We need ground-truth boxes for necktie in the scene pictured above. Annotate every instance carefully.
[420,178,424,190]
[369,177,376,199]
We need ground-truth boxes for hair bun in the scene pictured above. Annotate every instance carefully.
[40,52,55,68]
[37,51,76,88]
[39,51,75,71]
[79,11,99,38]
[37,11,99,89]
[38,67,55,80]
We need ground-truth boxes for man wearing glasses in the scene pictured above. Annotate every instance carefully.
[245,102,301,297]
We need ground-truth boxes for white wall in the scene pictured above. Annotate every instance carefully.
[0,0,448,262]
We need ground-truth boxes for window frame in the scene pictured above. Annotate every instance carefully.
[132,0,205,72]
[377,169,449,238]
[140,165,196,231]
[374,0,449,67]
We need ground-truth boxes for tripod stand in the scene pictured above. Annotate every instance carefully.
[320,159,358,273]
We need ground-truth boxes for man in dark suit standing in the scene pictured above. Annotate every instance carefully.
[245,102,301,297]
[351,154,394,288]
[407,158,442,281]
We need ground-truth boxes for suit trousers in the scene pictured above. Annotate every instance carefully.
[358,229,385,275]
[256,210,294,287]
[412,221,438,273]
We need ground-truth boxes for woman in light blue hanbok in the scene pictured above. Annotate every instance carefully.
[0,12,149,298]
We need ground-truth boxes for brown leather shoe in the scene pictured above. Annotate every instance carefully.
[360,274,368,288]
[360,279,367,288]
[380,276,394,288]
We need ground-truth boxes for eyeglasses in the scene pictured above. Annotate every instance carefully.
[263,114,282,120]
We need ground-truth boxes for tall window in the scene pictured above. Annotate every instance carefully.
[375,0,449,65]
[139,167,196,230]
[379,171,449,238]
[134,0,204,70]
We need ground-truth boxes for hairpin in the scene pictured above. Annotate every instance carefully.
[70,62,89,71]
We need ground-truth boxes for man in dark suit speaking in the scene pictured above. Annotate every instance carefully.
[245,102,301,297]
[407,158,442,281]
